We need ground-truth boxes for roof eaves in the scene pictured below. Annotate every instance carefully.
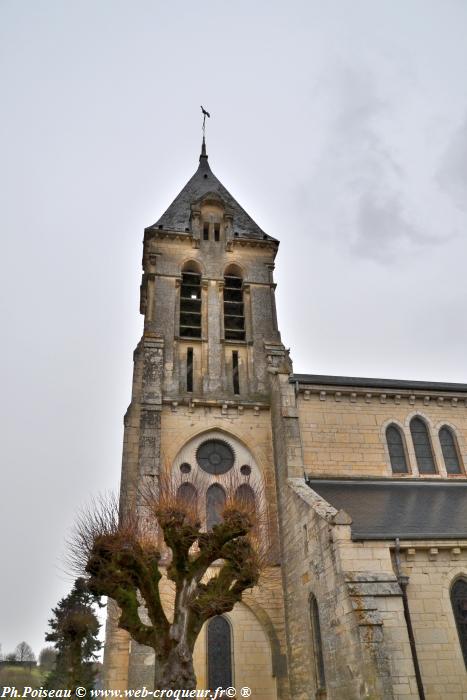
[351,531,467,541]
[292,374,467,394]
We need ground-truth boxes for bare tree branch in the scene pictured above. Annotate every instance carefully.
[68,473,268,691]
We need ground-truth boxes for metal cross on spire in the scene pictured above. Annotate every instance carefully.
[201,105,210,136]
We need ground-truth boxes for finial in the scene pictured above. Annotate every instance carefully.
[201,105,210,135]
[200,106,210,159]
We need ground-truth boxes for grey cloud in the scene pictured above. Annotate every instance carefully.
[353,193,416,262]
[305,67,446,263]
[2,0,467,663]
[352,191,448,262]
[438,114,467,211]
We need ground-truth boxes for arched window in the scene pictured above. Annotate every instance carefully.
[309,594,326,692]
[439,426,462,474]
[235,483,256,532]
[386,424,409,473]
[177,482,198,510]
[207,616,232,690]
[410,417,436,474]
[224,269,245,341]
[451,579,467,667]
[206,483,226,531]
[180,267,201,338]
[235,483,255,509]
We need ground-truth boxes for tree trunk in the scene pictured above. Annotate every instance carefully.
[154,646,197,691]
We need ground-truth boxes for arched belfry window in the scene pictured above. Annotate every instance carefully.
[224,269,245,341]
[206,483,226,531]
[410,417,436,474]
[180,266,201,338]
[386,425,409,473]
[451,578,467,667]
[309,594,326,692]
[207,616,232,690]
[439,426,462,474]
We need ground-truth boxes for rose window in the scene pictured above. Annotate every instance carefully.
[196,440,234,475]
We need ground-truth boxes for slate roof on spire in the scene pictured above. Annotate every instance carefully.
[147,141,276,241]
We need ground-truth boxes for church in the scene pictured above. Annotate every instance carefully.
[103,137,467,700]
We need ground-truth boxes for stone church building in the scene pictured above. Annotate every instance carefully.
[104,140,467,699]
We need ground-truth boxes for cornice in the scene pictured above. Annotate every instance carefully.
[296,384,467,407]
[161,397,269,414]
[145,228,194,242]
[292,374,467,406]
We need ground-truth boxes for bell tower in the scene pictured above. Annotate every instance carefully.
[139,137,282,401]
[104,138,289,699]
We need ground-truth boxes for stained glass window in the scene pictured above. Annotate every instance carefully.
[386,425,408,473]
[177,482,197,509]
[197,440,234,475]
[206,483,226,531]
[235,483,255,510]
[451,579,467,667]
[410,417,436,474]
[207,616,232,691]
[439,426,462,474]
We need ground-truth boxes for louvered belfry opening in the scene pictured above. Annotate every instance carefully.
[180,271,202,338]
[224,273,245,341]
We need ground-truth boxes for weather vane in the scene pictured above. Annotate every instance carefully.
[201,105,210,136]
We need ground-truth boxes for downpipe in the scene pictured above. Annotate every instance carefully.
[394,538,425,700]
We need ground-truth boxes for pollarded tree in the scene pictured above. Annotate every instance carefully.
[69,477,265,691]
[45,578,101,692]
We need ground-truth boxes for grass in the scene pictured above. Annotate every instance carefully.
[0,665,49,689]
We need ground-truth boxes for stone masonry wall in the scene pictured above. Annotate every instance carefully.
[159,402,279,543]
[159,402,290,699]
[281,480,420,700]
[298,390,467,478]
[398,542,467,699]
[106,396,290,695]
[143,233,281,402]
[122,569,286,697]
[193,601,278,698]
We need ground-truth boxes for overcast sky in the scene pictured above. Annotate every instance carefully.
[1,0,466,660]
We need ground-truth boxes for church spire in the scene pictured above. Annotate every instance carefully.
[200,135,207,160]
[149,114,273,241]
[200,106,210,162]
